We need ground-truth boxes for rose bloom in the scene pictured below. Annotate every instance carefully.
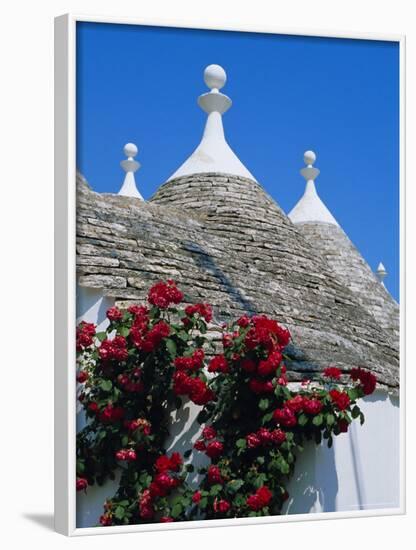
[202,426,216,440]
[338,419,349,433]
[207,465,223,484]
[169,452,183,471]
[205,441,224,459]
[246,433,261,449]
[106,306,123,322]
[99,513,113,526]
[76,370,88,383]
[323,366,342,379]
[214,499,230,514]
[257,428,272,445]
[192,491,202,504]
[303,398,323,415]
[155,455,172,473]
[194,439,206,451]
[76,477,88,491]
[160,516,174,523]
[208,355,229,374]
[285,395,305,413]
[273,406,297,427]
[329,389,351,411]
[270,429,286,445]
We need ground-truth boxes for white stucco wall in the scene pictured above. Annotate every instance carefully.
[76,286,400,526]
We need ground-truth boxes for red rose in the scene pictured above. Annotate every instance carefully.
[154,472,175,489]
[106,306,123,322]
[338,419,349,433]
[148,280,184,309]
[194,439,206,451]
[247,485,272,510]
[208,355,229,374]
[273,407,297,427]
[202,426,216,440]
[88,402,99,413]
[246,433,261,449]
[257,485,273,507]
[213,499,230,514]
[329,389,351,411]
[115,449,127,461]
[208,465,223,484]
[155,455,171,473]
[303,398,323,415]
[237,315,250,327]
[169,452,183,471]
[192,491,202,504]
[99,513,113,526]
[76,477,88,491]
[323,366,342,379]
[76,371,88,383]
[126,449,137,461]
[205,441,224,459]
[257,428,272,445]
[270,429,286,445]
[285,395,305,413]
[350,368,377,395]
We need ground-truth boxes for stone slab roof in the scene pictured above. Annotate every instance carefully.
[76,173,399,392]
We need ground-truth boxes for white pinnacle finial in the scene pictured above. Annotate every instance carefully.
[301,150,320,181]
[376,262,387,285]
[288,150,339,226]
[204,64,227,91]
[118,143,144,200]
[166,64,256,181]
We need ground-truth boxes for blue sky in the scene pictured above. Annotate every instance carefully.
[76,22,400,301]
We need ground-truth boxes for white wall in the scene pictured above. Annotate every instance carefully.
[284,391,400,514]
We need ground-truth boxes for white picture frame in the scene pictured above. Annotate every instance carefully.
[54,13,406,536]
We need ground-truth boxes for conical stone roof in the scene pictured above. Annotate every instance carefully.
[288,151,399,342]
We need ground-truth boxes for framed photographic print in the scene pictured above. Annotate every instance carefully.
[54,13,405,536]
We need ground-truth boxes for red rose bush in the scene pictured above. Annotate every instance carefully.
[76,280,376,525]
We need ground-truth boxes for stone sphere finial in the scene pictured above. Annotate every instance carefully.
[304,150,316,166]
[124,142,138,158]
[204,64,227,91]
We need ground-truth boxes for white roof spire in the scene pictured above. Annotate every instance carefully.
[376,262,388,286]
[288,150,339,226]
[167,64,256,181]
[118,143,144,200]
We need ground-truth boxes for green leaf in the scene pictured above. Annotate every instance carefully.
[312,414,323,427]
[259,398,269,411]
[210,484,223,496]
[171,503,183,518]
[114,506,125,520]
[166,338,177,359]
[183,449,192,459]
[199,497,208,509]
[327,435,333,448]
[326,413,335,426]
[351,405,360,419]
[119,326,130,337]
[262,412,273,424]
[95,331,107,342]
[236,438,246,450]
[100,379,113,392]
[298,413,308,426]
[186,464,195,473]
[359,412,365,425]
[226,479,244,493]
